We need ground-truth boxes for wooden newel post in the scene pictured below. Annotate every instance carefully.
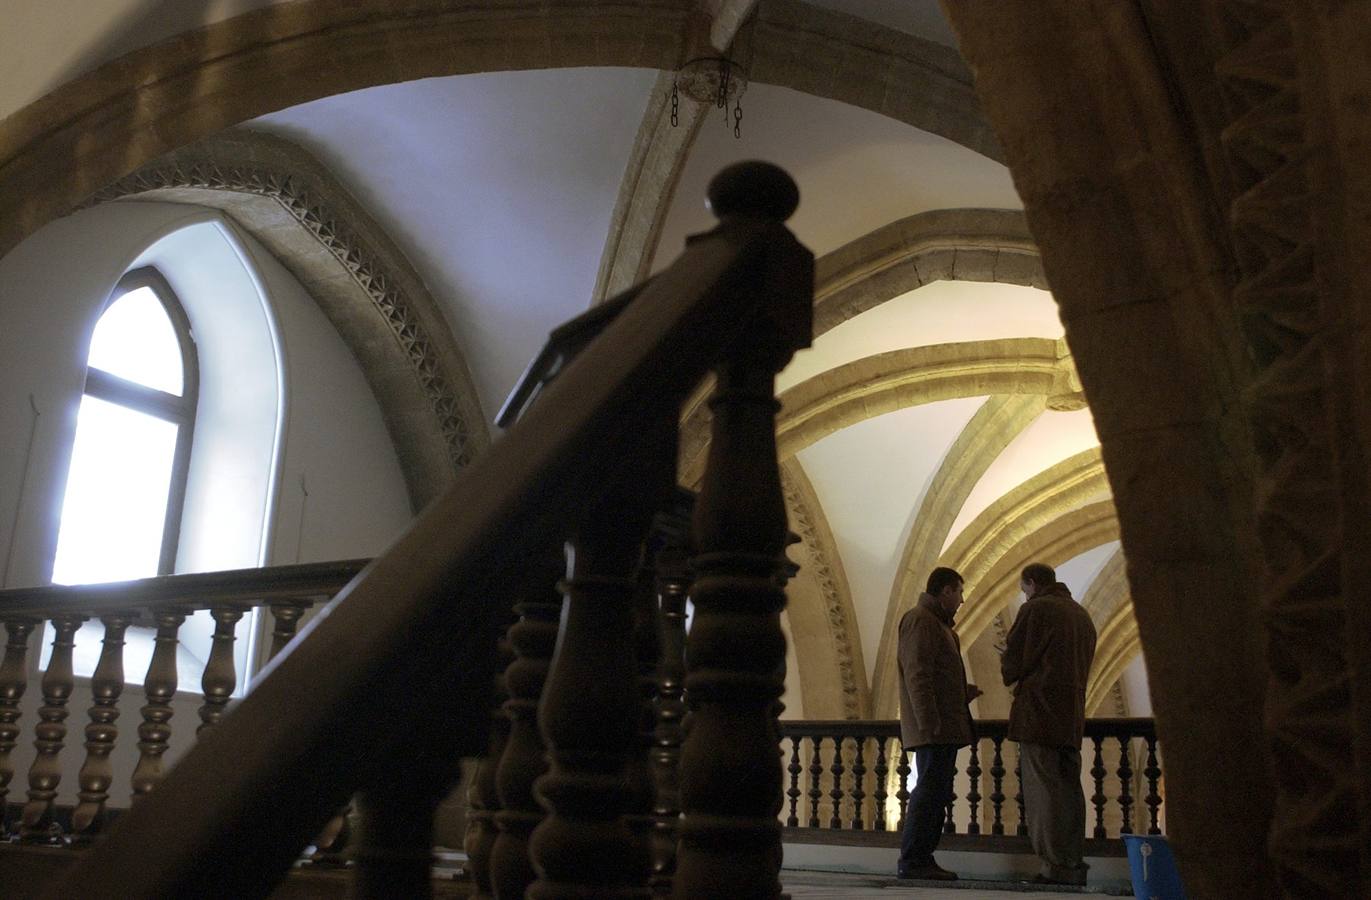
[673,162,811,900]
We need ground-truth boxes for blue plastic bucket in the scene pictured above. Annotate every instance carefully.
[1122,834,1186,900]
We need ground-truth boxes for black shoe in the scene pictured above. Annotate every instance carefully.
[898,863,958,881]
[1030,873,1087,887]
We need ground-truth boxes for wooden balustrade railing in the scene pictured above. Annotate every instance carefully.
[778,719,1164,856]
[17,162,813,900]
[0,559,366,844]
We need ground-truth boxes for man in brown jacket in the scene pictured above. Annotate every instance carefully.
[1002,562,1098,886]
[896,566,982,881]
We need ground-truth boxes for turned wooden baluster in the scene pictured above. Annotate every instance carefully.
[1117,736,1135,834]
[1013,749,1027,836]
[1144,734,1162,835]
[0,617,36,837]
[872,738,889,831]
[942,760,959,835]
[198,606,245,734]
[21,614,85,841]
[894,749,911,831]
[806,737,824,828]
[72,613,133,840]
[131,609,186,799]
[267,600,311,660]
[650,500,692,896]
[528,474,663,899]
[989,736,1006,835]
[785,736,803,828]
[965,740,982,835]
[1090,735,1108,839]
[673,167,809,899]
[624,505,671,887]
[849,738,866,829]
[490,558,561,900]
[466,637,514,900]
[827,736,846,829]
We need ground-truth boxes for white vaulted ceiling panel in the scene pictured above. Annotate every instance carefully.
[653,84,1019,268]
[797,396,985,682]
[254,67,658,420]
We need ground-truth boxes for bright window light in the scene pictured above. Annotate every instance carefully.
[86,286,184,395]
[51,395,178,585]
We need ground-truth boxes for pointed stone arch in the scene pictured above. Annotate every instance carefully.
[1080,548,1140,715]
[936,450,1111,645]
[868,393,1045,717]
[0,0,996,262]
[780,459,867,718]
[1088,604,1141,717]
[680,337,1076,485]
[93,129,490,508]
[813,208,1044,335]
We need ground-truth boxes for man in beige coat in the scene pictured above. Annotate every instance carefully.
[1002,562,1098,886]
[896,566,982,881]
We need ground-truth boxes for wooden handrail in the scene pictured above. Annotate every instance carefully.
[779,718,1157,739]
[0,559,369,617]
[47,165,812,899]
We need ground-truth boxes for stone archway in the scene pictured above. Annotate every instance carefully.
[0,0,995,263]
[95,129,490,508]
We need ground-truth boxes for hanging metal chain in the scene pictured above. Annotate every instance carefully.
[733,98,742,139]
[670,80,679,128]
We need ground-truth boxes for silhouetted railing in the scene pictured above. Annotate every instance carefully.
[0,560,365,844]
[778,718,1162,855]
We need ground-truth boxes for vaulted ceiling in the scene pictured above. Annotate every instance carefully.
[2,0,1151,721]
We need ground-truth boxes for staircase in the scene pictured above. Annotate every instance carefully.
[1,162,815,899]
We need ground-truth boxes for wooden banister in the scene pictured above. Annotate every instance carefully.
[43,162,813,899]
[0,559,369,617]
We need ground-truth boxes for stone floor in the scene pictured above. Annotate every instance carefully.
[781,870,1129,899]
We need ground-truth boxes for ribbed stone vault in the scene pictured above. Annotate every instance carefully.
[4,0,1143,779]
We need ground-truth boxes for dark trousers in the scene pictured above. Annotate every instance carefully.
[899,744,959,870]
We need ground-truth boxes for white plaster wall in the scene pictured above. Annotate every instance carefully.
[0,199,411,814]
[1,0,288,122]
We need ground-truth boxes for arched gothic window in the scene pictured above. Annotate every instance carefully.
[51,268,198,585]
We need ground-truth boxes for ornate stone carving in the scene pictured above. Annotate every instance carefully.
[1216,5,1357,891]
[779,463,863,719]
[90,131,488,505]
